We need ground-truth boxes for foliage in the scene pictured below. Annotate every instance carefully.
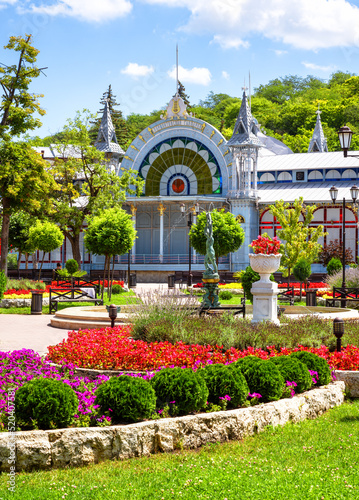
[95,375,156,423]
[0,141,56,274]
[65,258,79,275]
[293,257,312,301]
[290,351,331,385]
[241,360,284,403]
[270,357,312,393]
[15,377,78,430]
[8,211,37,268]
[241,266,274,303]
[318,239,354,266]
[250,233,281,255]
[189,209,245,260]
[218,290,233,300]
[326,267,359,289]
[151,367,208,415]
[199,364,248,408]
[111,284,124,294]
[28,220,64,279]
[7,253,17,270]
[232,355,265,377]
[5,278,46,291]
[46,110,143,266]
[0,271,6,300]
[327,257,343,276]
[269,197,326,281]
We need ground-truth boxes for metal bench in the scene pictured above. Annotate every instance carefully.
[325,287,359,309]
[49,286,103,314]
[198,297,246,318]
[277,286,295,306]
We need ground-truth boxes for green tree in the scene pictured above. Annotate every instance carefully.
[0,34,45,140]
[189,209,245,263]
[0,142,56,274]
[89,85,131,149]
[84,208,136,298]
[28,220,64,280]
[269,198,326,285]
[177,81,191,109]
[293,257,311,301]
[8,211,37,269]
[47,110,143,267]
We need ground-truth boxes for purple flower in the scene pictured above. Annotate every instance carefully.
[248,392,262,399]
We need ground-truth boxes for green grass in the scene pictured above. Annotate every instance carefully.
[0,291,138,315]
[1,399,358,499]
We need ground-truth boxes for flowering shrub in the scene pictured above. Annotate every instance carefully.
[249,234,281,255]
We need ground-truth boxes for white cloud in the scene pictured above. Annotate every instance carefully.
[144,0,359,51]
[274,50,288,56]
[168,64,211,85]
[121,62,154,78]
[222,70,230,80]
[302,61,337,72]
[20,0,132,22]
[0,0,17,9]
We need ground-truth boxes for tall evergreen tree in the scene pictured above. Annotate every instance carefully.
[176,81,191,109]
[89,85,131,149]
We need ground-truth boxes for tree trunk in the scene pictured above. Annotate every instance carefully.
[38,252,46,281]
[25,253,29,270]
[67,233,82,268]
[300,282,303,302]
[102,256,108,301]
[32,251,38,270]
[0,200,11,276]
[107,256,111,297]
[17,251,22,270]
[109,255,115,300]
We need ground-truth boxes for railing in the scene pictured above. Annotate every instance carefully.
[116,254,230,265]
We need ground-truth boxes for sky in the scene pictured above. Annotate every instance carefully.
[2,0,359,138]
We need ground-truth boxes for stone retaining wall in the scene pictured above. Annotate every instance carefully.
[0,381,345,472]
[0,298,49,308]
[334,371,359,397]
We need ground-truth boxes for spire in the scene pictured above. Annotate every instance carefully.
[308,106,328,153]
[227,90,263,148]
[94,99,125,156]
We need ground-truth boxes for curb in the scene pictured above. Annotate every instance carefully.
[0,381,345,472]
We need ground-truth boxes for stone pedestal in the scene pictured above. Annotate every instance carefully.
[202,275,220,308]
[251,280,279,325]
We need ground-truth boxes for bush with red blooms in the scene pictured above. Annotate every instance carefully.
[46,326,359,371]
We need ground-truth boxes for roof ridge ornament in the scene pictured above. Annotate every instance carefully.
[308,104,328,153]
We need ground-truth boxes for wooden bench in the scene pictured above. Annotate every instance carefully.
[49,286,103,314]
[53,277,101,294]
[325,287,359,309]
[198,297,246,318]
[277,286,295,306]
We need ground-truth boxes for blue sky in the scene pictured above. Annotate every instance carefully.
[2,0,359,138]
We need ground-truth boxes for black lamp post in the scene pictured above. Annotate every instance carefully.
[180,203,200,287]
[329,184,359,307]
[333,317,345,352]
[338,125,354,158]
[108,304,118,328]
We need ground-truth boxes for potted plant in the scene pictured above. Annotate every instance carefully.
[249,234,282,283]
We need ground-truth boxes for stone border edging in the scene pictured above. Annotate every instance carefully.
[0,298,49,308]
[0,381,345,472]
[334,371,359,397]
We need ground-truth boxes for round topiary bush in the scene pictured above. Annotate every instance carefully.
[243,360,284,403]
[111,284,124,294]
[200,364,248,408]
[95,375,156,423]
[327,257,342,276]
[289,351,331,386]
[218,290,233,300]
[270,356,312,393]
[151,367,208,415]
[15,377,78,430]
[65,258,79,275]
[232,355,265,377]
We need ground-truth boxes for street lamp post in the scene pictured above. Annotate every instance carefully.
[180,203,200,287]
[329,185,358,307]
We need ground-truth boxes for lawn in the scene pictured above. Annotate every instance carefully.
[1,399,358,499]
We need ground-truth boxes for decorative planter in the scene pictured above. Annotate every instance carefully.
[249,253,282,283]
[249,253,282,325]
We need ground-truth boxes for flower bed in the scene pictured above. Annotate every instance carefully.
[46,326,359,371]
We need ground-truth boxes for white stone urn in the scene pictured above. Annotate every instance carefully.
[249,253,282,282]
[249,253,282,325]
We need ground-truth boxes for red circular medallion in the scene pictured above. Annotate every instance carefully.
[172,178,185,193]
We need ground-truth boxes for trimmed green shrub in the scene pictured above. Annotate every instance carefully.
[241,266,275,303]
[289,351,331,386]
[200,364,248,408]
[0,271,6,300]
[65,258,79,275]
[232,355,265,377]
[242,360,284,403]
[15,378,78,430]
[327,257,342,276]
[218,290,233,300]
[95,375,156,423]
[151,367,208,415]
[111,284,124,294]
[270,356,312,393]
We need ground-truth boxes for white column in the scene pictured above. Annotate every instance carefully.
[130,205,137,264]
[192,212,197,264]
[245,153,251,197]
[232,152,237,194]
[157,203,166,263]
